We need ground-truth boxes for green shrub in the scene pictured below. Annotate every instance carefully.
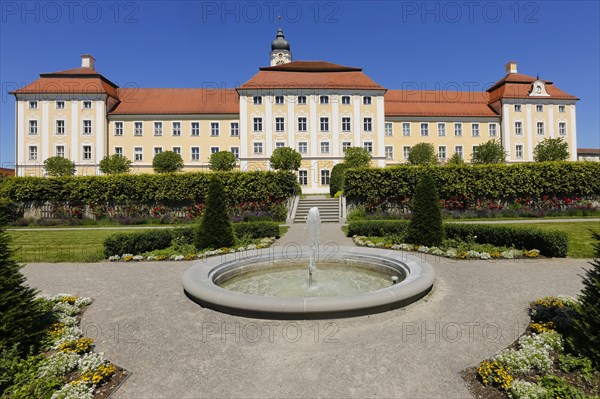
[195,175,235,250]
[471,139,506,164]
[152,151,184,173]
[209,151,236,172]
[330,163,349,197]
[534,137,569,162]
[557,354,594,375]
[408,143,437,165]
[343,162,600,204]
[233,222,280,239]
[99,154,132,174]
[446,153,465,166]
[269,147,302,171]
[344,147,371,168]
[43,156,75,177]
[103,229,174,257]
[407,173,444,246]
[537,375,588,399]
[347,220,410,237]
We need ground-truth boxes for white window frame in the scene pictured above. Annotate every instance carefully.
[191,146,200,161]
[420,123,429,136]
[536,104,544,112]
[56,101,65,109]
[134,147,143,161]
[437,123,446,137]
[536,121,545,135]
[172,122,181,136]
[82,101,92,109]
[438,145,447,161]
[297,95,307,105]
[253,142,263,155]
[29,101,38,109]
[319,95,329,105]
[363,141,373,154]
[297,117,307,132]
[402,122,410,136]
[341,95,351,105]
[298,170,308,186]
[114,121,123,136]
[211,146,220,154]
[489,123,497,137]
[385,145,393,160]
[514,104,522,112]
[515,121,523,136]
[55,145,65,158]
[472,123,480,137]
[253,117,263,132]
[320,117,329,132]
[55,119,65,135]
[82,145,93,161]
[114,147,124,157]
[320,141,330,154]
[342,141,352,153]
[558,122,567,136]
[191,122,200,136]
[515,144,524,159]
[363,117,372,132]
[28,120,38,135]
[558,105,566,113]
[385,122,393,136]
[454,123,462,137]
[342,117,351,132]
[134,121,143,136]
[28,145,38,160]
[154,121,163,136]
[403,146,411,160]
[275,142,285,149]
[253,96,262,105]
[275,95,284,105]
[172,147,181,156]
[298,141,308,154]
[230,122,239,137]
[320,169,330,185]
[363,96,372,105]
[210,122,220,137]
[455,145,463,159]
[230,146,240,159]
[82,120,92,135]
[154,147,163,156]
[275,117,285,132]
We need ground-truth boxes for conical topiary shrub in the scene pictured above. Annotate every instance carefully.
[195,175,235,250]
[406,173,444,246]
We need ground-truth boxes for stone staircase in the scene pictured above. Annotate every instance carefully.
[293,197,340,223]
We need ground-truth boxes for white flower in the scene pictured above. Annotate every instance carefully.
[467,250,480,258]
[170,255,184,261]
[399,244,412,251]
[53,302,80,317]
[108,255,120,261]
[38,351,80,378]
[74,297,92,308]
[508,379,547,399]
[479,252,491,260]
[51,380,94,399]
[78,352,109,373]
[391,244,402,250]
[445,249,457,258]
[133,255,144,261]
[417,246,430,253]
[122,253,134,258]
[367,243,375,248]
[375,242,385,248]
[237,247,246,252]
[51,326,83,349]
[431,248,445,256]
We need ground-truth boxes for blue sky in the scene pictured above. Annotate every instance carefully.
[1,0,598,166]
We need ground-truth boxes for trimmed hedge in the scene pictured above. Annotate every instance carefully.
[344,162,600,203]
[346,220,568,257]
[0,171,299,205]
[103,222,281,257]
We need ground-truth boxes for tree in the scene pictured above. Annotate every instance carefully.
[533,137,569,162]
[152,151,184,173]
[471,139,506,164]
[270,147,302,171]
[406,173,444,246]
[209,151,236,172]
[195,175,235,250]
[329,163,349,197]
[43,156,75,177]
[99,154,132,175]
[446,153,465,166]
[572,232,600,365]
[344,147,371,168]
[0,197,52,355]
[408,143,437,165]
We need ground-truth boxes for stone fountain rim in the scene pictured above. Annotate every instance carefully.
[182,246,435,318]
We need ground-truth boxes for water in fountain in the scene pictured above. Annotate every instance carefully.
[307,207,320,286]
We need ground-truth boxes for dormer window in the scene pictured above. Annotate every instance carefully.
[529,80,550,97]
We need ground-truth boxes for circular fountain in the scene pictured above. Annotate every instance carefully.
[182,208,435,319]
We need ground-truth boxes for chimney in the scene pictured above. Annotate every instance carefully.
[81,54,96,70]
[505,61,518,74]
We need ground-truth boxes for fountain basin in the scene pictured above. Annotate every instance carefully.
[182,246,435,319]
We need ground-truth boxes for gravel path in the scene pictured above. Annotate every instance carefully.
[22,253,590,398]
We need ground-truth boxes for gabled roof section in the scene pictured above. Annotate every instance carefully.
[109,88,239,115]
[240,60,385,90]
[487,72,577,103]
[385,90,498,117]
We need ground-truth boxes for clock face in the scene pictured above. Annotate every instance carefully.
[278,53,283,58]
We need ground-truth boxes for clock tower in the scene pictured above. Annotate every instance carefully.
[270,26,292,66]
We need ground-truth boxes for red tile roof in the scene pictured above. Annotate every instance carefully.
[577,148,600,155]
[0,168,15,177]
[385,90,498,117]
[239,61,385,90]
[487,73,577,103]
[109,88,239,115]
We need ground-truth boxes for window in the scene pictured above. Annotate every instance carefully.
[230,147,239,159]
[536,104,544,112]
[298,117,307,132]
[253,117,263,132]
[342,142,351,153]
[320,170,330,185]
[515,144,523,159]
[297,95,306,105]
[437,123,446,137]
[154,147,163,156]
[134,122,143,136]
[172,122,181,136]
[172,147,181,155]
[320,95,329,104]
[320,117,329,132]
[438,146,447,160]
[210,122,219,136]
[28,146,38,160]
[403,146,411,161]
[115,147,123,157]
[134,147,143,161]
[298,141,308,154]
[558,105,566,113]
[320,141,330,154]
[385,122,393,136]
[298,170,308,186]
[56,120,65,135]
[191,122,200,136]
[253,142,263,155]
[29,120,38,135]
[514,121,523,135]
[489,123,497,137]
[230,122,239,136]
[56,145,65,158]
[83,120,92,135]
[341,96,351,105]
[420,123,429,136]
[472,123,480,137]
[275,142,285,149]
[56,101,65,109]
[455,145,463,159]
[402,122,410,136]
[559,122,567,135]
[342,117,351,132]
[154,122,163,136]
[472,146,479,159]
[363,96,372,105]
[514,104,522,112]
[536,122,545,135]
[385,146,393,160]
[29,101,38,109]
[275,95,284,105]
[83,101,92,109]
[363,141,373,154]
[83,145,92,160]
[253,96,262,105]
[275,117,285,132]
[363,117,372,132]
[191,147,200,161]
[114,122,123,136]
[454,123,462,136]
[211,147,220,154]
